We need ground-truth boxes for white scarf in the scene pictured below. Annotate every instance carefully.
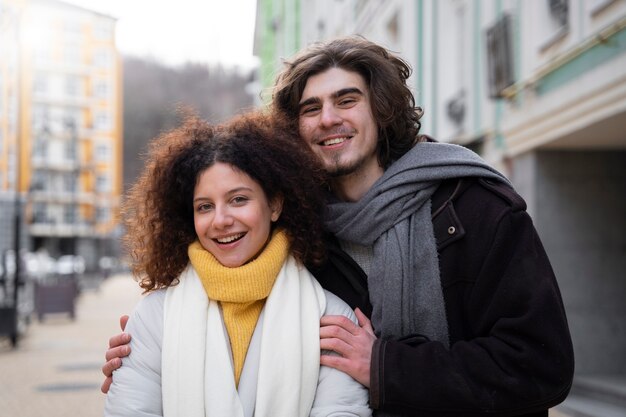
[162,255,327,417]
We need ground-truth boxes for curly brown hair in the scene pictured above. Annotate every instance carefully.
[123,112,328,292]
[272,36,424,169]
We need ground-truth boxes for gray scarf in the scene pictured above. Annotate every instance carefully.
[325,142,510,346]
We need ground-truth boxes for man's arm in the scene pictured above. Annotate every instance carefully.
[101,315,131,394]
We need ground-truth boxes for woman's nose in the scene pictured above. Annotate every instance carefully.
[212,206,234,229]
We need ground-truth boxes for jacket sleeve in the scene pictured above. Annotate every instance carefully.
[311,290,372,417]
[104,291,165,417]
[369,204,574,416]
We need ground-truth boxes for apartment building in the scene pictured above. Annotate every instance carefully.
[0,0,25,253]
[0,0,123,270]
[255,0,626,413]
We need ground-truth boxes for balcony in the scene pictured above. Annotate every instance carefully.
[28,221,94,237]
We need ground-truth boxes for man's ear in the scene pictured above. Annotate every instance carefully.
[270,194,284,222]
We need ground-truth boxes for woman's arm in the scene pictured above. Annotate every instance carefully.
[104,291,165,417]
[311,290,372,417]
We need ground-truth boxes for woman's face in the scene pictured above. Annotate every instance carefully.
[193,162,283,268]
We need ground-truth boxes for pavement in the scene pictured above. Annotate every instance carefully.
[0,273,142,417]
[0,273,574,417]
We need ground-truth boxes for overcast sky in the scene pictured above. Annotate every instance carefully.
[62,0,258,69]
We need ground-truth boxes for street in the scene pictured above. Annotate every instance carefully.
[0,274,141,417]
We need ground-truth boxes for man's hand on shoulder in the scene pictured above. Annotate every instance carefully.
[320,308,376,388]
[101,315,131,394]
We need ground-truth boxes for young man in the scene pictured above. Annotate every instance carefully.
[102,37,574,416]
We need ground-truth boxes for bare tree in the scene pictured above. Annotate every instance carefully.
[122,56,256,191]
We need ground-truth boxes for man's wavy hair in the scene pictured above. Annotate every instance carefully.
[123,112,328,292]
[272,36,423,169]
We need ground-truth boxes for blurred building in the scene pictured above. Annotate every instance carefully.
[1,0,25,251]
[0,0,123,270]
[255,0,626,414]
[253,0,301,102]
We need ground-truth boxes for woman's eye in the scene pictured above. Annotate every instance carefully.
[197,203,213,212]
[232,196,248,205]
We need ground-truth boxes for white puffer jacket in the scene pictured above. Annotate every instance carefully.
[104,288,371,417]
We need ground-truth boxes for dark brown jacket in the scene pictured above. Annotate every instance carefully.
[310,177,574,417]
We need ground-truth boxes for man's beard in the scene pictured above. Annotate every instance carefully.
[325,154,365,178]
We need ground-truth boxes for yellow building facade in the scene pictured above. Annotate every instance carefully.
[0,0,123,267]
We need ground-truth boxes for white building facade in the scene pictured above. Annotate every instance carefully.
[256,1,626,413]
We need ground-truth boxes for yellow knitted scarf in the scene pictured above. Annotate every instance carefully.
[187,229,289,387]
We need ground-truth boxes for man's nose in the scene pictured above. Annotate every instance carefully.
[319,106,342,128]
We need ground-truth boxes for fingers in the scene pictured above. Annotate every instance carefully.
[105,343,131,362]
[320,331,353,355]
[354,308,374,334]
[101,376,113,394]
[319,311,376,388]
[102,356,122,378]
[101,315,131,395]
[120,315,129,331]
[320,347,372,388]
[107,332,131,350]
[320,314,359,334]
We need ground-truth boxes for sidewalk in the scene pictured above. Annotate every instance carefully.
[0,273,142,417]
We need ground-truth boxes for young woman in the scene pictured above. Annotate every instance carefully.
[103,113,371,417]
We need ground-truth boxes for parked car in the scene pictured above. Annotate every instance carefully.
[56,255,85,276]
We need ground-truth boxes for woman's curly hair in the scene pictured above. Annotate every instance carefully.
[272,35,424,169]
[122,111,328,292]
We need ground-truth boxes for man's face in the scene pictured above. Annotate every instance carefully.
[297,67,381,180]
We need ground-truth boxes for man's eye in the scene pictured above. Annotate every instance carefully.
[339,98,356,106]
[300,106,319,115]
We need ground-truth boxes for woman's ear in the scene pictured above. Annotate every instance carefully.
[270,194,284,222]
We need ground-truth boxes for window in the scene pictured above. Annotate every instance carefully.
[95,112,111,131]
[94,19,113,40]
[33,203,48,223]
[96,174,110,192]
[65,75,81,96]
[34,74,48,94]
[539,0,569,51]
[64,20,82,41]
[64,140,77,161]
[94,49,112,68]
[96,206,111,222]
[64,44,82,65]
[95,142,111,162]
[32,105,51,134]
[63,204,77,224]
[63,173,77,192]
[94,80,110,98]
[32,137,48,159]
[31,170,47,191]
[486,14,515,98]
[548,0,568,27]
